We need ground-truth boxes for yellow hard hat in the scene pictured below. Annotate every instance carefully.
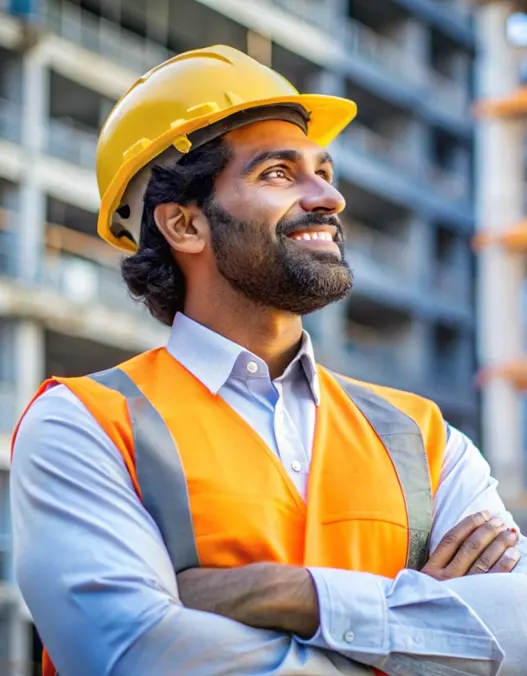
[96,45,357,253]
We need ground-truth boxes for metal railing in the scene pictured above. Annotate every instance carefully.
[262,0,468,120]
[341,121,419,177]
[0,208,145,316]
[266,0,420,85]
[0,97,99,168]
[0,98,22,144]
[341,122,470,198]
[45,117,98,169]
[340,17,422,86]
[40,223,144,315]
[346,220,410,280]
[46,0,171,74]
[38,250,145,315]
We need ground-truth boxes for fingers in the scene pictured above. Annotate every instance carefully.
[489,545,521,573]
[444,516,509,577]
[468,528,520,575]
[426,511,491,569]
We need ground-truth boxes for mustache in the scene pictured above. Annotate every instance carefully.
[277,214,344,240]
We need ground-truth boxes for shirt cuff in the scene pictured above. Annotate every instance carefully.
[299,567,387,665]
[299,567,503,668]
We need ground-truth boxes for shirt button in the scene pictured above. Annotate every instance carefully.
[246,361,258,374]
[291,460,302,473]
[343,630,355,643]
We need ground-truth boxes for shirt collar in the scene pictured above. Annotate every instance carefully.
[166,313,320,405]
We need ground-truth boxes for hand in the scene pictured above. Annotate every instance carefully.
[177,562,319,638]
[422,511,520,581]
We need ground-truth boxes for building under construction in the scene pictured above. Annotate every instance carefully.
[0,0,478,672]
[474,0,527,522]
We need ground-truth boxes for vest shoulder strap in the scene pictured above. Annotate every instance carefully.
[328,371,433,571]
[90,367,200,573]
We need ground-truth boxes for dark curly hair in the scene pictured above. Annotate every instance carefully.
[121,137,231,326]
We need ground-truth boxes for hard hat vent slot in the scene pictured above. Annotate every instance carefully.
[116,205,131,219]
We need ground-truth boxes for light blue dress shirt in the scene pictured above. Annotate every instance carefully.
[10,313,527,676]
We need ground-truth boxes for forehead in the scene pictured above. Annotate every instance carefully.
[224,119,326,164]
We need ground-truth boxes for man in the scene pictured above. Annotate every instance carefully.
[10,45,527,676]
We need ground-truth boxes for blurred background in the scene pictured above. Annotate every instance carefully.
[0,0,526,671]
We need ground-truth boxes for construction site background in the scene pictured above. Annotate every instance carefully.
[0,0,524,672]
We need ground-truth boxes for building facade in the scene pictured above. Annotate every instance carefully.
[472,0,527,522]
[0,0,475,672]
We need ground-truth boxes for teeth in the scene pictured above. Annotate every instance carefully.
[291,231,332,241]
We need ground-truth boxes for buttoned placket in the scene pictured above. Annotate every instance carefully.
[272,378,310,497]
[235,354,311,498]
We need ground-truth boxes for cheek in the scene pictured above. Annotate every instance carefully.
[218,182,295,222]
[254,186,298,214]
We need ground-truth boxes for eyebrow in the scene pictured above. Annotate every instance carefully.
[241,149,334,176]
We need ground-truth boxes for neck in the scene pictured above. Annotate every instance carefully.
[184,288,303,380]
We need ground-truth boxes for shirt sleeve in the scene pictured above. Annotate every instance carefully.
[430,424,527,573]
[301,424,527,675]
[10,385,367,676]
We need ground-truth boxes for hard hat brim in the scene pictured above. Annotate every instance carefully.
[98,93,357,253]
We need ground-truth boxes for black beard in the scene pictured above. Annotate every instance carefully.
[204,200,353,315]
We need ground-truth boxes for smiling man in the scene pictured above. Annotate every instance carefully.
[9,46,527,676]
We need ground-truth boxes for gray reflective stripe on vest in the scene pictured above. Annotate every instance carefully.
[329,372,433,571]
[89,367,199,573]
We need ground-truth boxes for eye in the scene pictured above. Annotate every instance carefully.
[316,169,333,183]
[262,166,291,180]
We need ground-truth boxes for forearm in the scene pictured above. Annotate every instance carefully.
[178,563,521,676]
[178,562,319,638]
[306,567,527,676]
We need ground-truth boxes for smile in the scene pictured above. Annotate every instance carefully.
[290,231,334,241]
[285,228,341,255]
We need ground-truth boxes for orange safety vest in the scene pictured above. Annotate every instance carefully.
[13,347,445,676]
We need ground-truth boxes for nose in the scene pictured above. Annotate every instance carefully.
[299,178,346,215]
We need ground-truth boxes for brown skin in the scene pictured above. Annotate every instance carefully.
[177,563,319,638]
[154,120,346,379]
[177,512,520,638]
[154,120,521,635]
[421,511,520,579]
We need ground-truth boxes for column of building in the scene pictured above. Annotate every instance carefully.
[9,32,49,676]
[475,1,526,501]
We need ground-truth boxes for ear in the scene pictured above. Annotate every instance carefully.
[154,203,208,254]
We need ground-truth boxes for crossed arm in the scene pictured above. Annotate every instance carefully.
[10,386,527,676]
[176,510,521,639]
